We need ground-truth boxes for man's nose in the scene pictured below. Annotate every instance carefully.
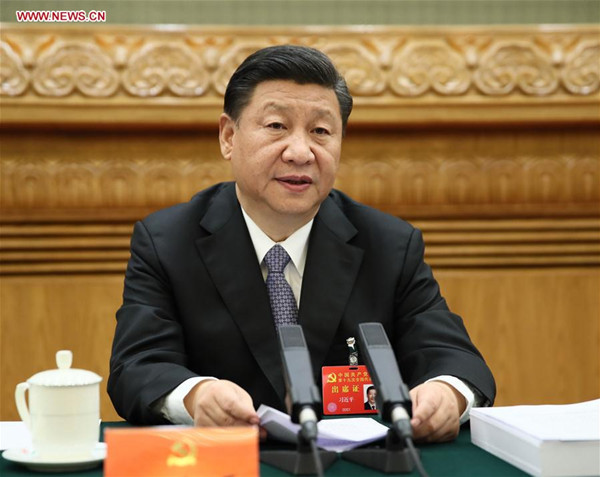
[281,131,315,164]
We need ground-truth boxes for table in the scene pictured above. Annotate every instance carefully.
[1,422,527,476]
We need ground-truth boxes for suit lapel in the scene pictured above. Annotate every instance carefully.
[194,186,363,400]
[299,195,364,371]
[194,184,285,403]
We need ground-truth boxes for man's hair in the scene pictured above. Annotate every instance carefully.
[366,385,376,395]
[224,45,353,134]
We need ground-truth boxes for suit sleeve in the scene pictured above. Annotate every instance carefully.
[107,221,199,424]
[392,228,496,405]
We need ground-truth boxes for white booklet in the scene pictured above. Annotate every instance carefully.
[470,399,600,477]
[257,404,388,452]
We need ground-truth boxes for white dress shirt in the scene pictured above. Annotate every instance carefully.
[159,207,478,425]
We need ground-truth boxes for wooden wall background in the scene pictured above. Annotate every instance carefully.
[1,25,599,421]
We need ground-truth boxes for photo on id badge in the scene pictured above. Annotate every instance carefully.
[363,384,378,412]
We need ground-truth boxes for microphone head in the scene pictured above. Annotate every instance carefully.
[357,322,413,422]
[279,324,306,348]
[278,325,322,424]
[359,321,391,347]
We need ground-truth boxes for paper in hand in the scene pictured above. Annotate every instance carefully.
[257,404,388,452]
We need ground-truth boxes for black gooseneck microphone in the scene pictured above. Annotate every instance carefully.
[261,324,338,476]
[357,322,413,439]
[278,324,322,442]
[342,323,428,476]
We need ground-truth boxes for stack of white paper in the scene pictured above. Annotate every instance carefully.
[257,405,388,452]
[471,399,600,477]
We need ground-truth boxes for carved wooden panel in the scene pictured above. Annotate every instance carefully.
[1,129,598,221]
[0,24,599,421]
[1,25,599,124]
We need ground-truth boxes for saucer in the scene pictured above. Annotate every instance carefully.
[2,442,106,473]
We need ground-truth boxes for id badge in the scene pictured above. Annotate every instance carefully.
[321,365,378,416]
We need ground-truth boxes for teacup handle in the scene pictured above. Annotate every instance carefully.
[15,382,31,430]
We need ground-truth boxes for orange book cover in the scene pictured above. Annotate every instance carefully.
[104,426,259,477]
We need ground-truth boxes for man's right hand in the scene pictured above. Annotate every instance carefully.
[184,379,260,427]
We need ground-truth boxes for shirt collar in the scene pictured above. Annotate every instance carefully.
[240,206,313,277]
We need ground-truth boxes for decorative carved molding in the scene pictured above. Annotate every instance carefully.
[32,43,119,97]
[389,41,471,96]
[562,41,600,95]
[474,42,558,96]
[1,130,597,216]
[1,26,598,274]
[1,25,598,125]
[323,43,387,96]
[0,41,29,96]
[123,43,210,97]
[1,157,233,210]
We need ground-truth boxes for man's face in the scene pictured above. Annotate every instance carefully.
[219,80,343,233]
[367,389,377,404]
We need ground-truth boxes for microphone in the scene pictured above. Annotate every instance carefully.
[357,322,413,439]
[278,324,322,442]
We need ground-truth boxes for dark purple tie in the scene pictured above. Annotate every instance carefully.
[264,245,298,329]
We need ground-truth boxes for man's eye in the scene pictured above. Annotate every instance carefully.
[314,127,330,135]
[267,122,285,130]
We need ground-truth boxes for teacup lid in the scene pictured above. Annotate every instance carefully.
[27,350,102,387]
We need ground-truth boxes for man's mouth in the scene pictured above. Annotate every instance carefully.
[276,176,313,185]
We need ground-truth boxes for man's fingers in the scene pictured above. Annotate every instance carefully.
[410,385,440,428]
[409,382,461,442]
[413,409,458,442]
[191,380,259,427]
[425,410,459,443]
[195,397,242,426]
[220,386,259,425]
[411,412,442,441]
[192,385,232,426]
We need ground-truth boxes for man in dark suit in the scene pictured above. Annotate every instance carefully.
[108,45,495,443]
[364,386,377,411]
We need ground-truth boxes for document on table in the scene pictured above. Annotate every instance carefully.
[257,404,388,452]
[471,399,600,441]
[471,399,600,477]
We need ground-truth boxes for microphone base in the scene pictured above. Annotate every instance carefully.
[342,447,415,474]
[260,449,337,475]
[341,428,417,474]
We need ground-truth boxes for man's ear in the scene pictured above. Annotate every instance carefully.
[219,113,235,161]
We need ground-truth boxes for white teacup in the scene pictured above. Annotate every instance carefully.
[15,350,102,461]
